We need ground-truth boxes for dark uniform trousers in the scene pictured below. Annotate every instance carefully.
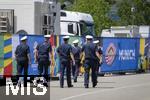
[72,60,80,80]
[17,60,28,85]
[96,60,100,75]
[84,59,97,85]
[38,59,50,81]
[60,60,72,87]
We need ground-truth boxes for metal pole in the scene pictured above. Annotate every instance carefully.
[131,6,135,37]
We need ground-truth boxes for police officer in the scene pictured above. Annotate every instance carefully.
[81,35,101,88]
[93,40,103,80]
[35,35,53,87]
[57,36,75,88]
[15,36,31,86]
[72,39,81,82]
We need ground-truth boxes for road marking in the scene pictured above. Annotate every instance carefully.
[60,82,150,100]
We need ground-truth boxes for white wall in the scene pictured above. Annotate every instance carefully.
[0,0,34,34]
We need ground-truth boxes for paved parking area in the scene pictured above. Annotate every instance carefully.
[50,73,150,100]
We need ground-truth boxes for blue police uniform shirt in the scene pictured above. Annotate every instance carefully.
[57,43,72,62]
[15,43,30,61]
[72,46,81,61]
[36,42,52,60]
[81,42,97,60]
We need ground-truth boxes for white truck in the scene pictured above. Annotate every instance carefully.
[60,10,95,36]
[0,0,95,36]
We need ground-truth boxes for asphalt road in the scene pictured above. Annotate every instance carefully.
[50,73,150,100]
[0,73,150,100]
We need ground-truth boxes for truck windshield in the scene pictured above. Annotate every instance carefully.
[80,22,95,36]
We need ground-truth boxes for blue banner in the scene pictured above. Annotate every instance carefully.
[25,35,44,75]
[101,38,140,72]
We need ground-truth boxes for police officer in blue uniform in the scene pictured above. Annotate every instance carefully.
[15,36,31,86]
[35,35,53,87]
[81,35,101,88]
[93,40,103,81]
[57,36,75,88]
[72,39,81,82]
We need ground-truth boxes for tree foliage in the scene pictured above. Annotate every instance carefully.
[59,0,150,35]
[117,0,150,25]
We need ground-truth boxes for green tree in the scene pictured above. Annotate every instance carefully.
[117,0,150,25]
[69,0,111,35]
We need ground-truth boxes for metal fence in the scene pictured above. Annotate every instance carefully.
[0,34,149,77]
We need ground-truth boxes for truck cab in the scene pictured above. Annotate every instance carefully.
[60,10,95,36]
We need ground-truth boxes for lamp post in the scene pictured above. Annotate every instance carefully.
[131,6,135,37]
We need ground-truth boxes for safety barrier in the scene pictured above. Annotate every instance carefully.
[0,34,149,77]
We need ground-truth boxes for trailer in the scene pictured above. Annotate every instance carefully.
[0,0,60,35]
[101,26,150,38]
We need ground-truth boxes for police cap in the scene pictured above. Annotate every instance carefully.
[63,36,70,39]
[20,36,27,41]
[93,40,99,44]
[73,39,79,44]
[44,35,51,38]
[86,35,93,39]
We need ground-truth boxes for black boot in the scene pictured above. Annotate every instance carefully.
[60,85,64,88]
[60,83,64,88]
[93,83,97,88]
[84,84,89,88]
[68,84,73,88]
[74,79,77,83]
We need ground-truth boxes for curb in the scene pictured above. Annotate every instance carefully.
[50,76,59,81]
